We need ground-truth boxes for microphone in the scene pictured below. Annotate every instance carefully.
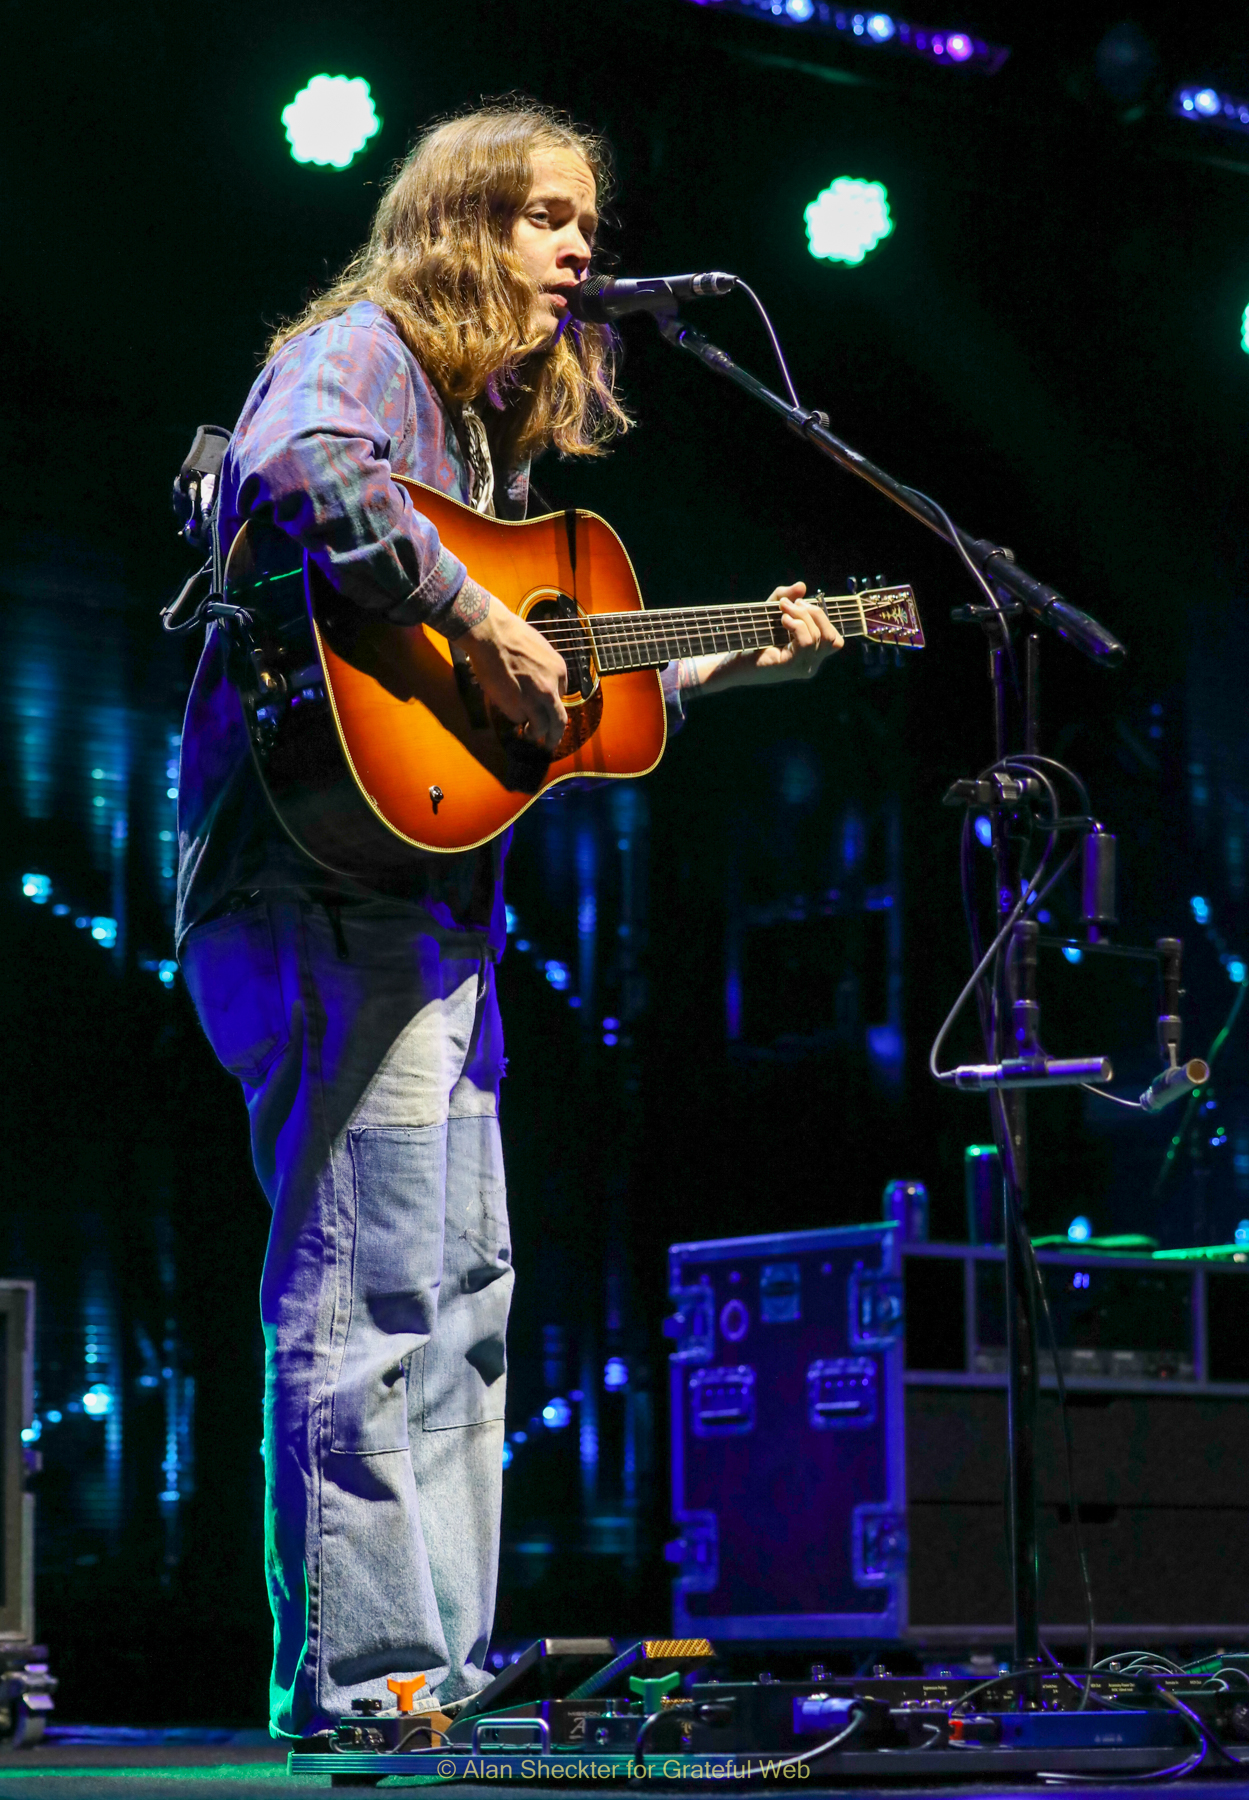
[567,271,737,322]
[937,1056,1113,1092]
[1139,1058,1209,1114]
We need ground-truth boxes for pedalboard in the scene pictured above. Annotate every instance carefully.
[286,1640,1249,1784]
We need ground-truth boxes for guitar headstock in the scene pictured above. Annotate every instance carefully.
[848,577,924,649]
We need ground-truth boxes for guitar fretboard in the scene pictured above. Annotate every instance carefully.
[533,593,897,675]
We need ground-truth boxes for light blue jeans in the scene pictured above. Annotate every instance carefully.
[180,898,511,1736]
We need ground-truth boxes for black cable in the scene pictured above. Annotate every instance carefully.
[930,842,1078,1079]
[633,1704,868,1777]
[734,279,802,409]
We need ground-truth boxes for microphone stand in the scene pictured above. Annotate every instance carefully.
[653,309,1126,1686]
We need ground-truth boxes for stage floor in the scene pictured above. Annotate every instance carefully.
[4,1732,1249,1799]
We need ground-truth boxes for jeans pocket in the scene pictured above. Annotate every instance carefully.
[181,905,290,1087]
[330,1124,447,1454]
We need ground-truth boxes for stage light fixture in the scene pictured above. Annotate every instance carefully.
[282,74,381,170]
[1174,83,1249,134]
[682,2,1008,74]
[1067,1215,1092,1243]
[805,177,894,265]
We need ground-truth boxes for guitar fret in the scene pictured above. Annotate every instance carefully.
[550,588,920,678]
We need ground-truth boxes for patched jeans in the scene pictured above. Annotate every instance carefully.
[180,898,511,1736]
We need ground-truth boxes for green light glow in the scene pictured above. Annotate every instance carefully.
[282,74,381,170]
[804,177,894,267]
[1241,303,1249,354]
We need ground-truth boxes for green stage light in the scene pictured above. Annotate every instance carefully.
[804,177,894,266]
[282,74,381,169]
[1241,303,1249,354]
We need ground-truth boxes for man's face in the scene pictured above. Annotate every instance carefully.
[512,147,598,342]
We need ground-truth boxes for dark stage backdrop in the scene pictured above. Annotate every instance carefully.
[2,0,1248,1722]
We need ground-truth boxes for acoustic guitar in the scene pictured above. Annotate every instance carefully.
[223,476,923,873]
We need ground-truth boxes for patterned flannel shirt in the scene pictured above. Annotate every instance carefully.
[175,301,680,953]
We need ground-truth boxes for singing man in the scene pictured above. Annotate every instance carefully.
[175,99,841,1739]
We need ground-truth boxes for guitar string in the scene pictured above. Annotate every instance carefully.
[531,603,917,662]
[531,600,911,652]
[533,597,904,633]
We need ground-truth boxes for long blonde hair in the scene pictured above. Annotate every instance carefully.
[267,100,632,464]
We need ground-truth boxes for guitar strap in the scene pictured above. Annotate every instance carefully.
[162,423,233,634]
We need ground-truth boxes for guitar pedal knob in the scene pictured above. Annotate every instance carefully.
[429,785,444,814]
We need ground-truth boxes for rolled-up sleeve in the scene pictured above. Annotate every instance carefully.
[230,314,473,634]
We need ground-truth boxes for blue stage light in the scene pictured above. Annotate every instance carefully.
[681,1,1007,71]
[90,917,118,948]
[544,959,570,990]
[45,1410,61,1424]
[282,74,382,170]
[21,873,51,904]
[1190,895,1210,924]
[502,1441,514,1469]
[604,1357,629,1391]
[1242,306,1249,356]
[505,905,518,933]
[805,178,894,266]
[1067,1215,1092,1243]
[542,1397,573,1430]
[1235,1221,1249,1248]
[1227,958,1247,985]
[82,1383,113,1419]
[1062,945,1083,964]
[1175,84,1249,134]
[974,815,993,848]
[20,1421,41,1444]
[157,960,178,989]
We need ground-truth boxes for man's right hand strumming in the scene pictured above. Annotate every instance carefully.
[462,596,569,753]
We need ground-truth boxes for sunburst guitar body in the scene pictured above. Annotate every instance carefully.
[222,476,922,874]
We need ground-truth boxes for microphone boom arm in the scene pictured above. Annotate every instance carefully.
[653,311,1125,667]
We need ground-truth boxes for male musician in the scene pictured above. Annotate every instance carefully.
[176,100,841,1739]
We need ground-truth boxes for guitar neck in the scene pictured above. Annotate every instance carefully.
[574,594,895,674]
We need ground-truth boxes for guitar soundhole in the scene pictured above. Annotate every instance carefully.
[508,592,603,761]
[524,594,599,709]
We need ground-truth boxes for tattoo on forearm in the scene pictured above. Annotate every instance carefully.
[444,577,492,640]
